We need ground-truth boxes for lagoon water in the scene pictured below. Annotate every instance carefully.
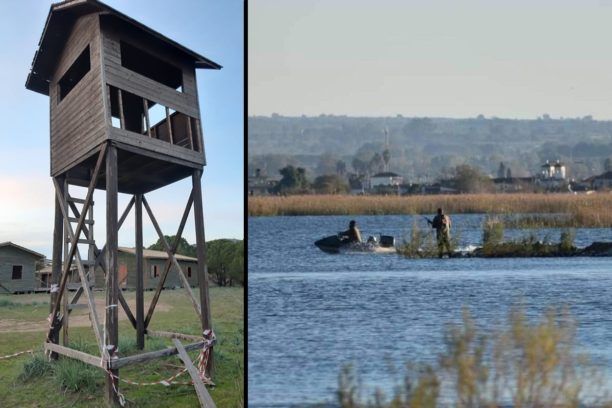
[248,214,612,407]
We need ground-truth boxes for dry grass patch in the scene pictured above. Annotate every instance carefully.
[249,193,612,227]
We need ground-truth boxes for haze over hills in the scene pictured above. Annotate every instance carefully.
[248,114,612,182]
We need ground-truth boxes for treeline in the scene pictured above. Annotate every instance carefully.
[248,115,612,181]
[148,237,244,286]
[266,163,508,195]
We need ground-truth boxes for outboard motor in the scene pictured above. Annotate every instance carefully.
[380,235,395,248]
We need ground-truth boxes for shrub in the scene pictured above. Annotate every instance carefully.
[19,352,52,381]
[53,358,103,393]
[482,217,504,248]
[337,307,607,407]
[559,228,576,254]
[397,220,438,258]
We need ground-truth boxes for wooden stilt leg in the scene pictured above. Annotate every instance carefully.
[50,176,65,358]
[105,145,120,407]
[62,180,70,347]
[192,169,213,377]
[135,194,144,350]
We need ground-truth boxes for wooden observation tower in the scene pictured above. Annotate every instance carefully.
[25,0,221,405]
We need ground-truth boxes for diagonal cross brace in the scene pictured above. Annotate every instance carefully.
[47,145,106,344]
[142,195,202,319]
[52,179,104,355]
[144,191,194,328]
[69,197,138,329]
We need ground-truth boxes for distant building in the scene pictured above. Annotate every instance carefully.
[248,168,279,196]
[93,247,199,290]
[420,184,458,195]
[540,160,566,180]
[370,172,403,188]
[0,242,45,293]
[585,171,612,190]
[537,160,568,190]
[492,177,536,193]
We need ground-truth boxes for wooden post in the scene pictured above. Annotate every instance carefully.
[166,106,174,144]
[118,89,125,130]
[49,176,64,358]
[105,144,120,407]
[62,180,70,347]
[135,194,144,350]
[143,99,151,137]
[192,169,213,376]
[186,116,194,150]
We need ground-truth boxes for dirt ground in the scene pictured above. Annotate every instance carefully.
[0,295,171,333]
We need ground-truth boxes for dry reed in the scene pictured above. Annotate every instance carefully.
[249,193,612,227]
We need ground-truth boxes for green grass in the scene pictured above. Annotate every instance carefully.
[0,287,243,407]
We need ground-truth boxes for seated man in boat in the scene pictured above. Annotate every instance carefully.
[428,208,452,258]
[341,220,362,243]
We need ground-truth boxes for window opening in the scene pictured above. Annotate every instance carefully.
[58,45,91,102]
[151,264,158,278]
[107,85,200,151]
[120,41,183,92]
[12,265,22,280]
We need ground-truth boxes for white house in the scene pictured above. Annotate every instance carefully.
[541,160,566,180]
[370,172,403,188]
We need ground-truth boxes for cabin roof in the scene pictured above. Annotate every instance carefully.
[0,242,45,259]
[118,247,197,262]
[26,0,222,95]
[372,172,401,178]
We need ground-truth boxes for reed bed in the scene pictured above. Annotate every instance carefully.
[249,193,612,227]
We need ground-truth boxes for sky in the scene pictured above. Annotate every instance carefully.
[0,0,243,257]
[249,0,612,119]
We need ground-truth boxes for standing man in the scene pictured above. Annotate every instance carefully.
[428,208,452,258]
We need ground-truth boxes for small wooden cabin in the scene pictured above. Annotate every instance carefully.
[0,242,45,294]
[25,0,221,194]
[94,247,199,290]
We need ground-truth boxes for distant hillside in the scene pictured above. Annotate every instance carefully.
[248,115,612,181]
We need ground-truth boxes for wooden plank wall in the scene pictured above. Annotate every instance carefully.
[50,14,106,177]
[93,253,199,290]
[0,247,41,293]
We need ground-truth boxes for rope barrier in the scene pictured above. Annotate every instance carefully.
[0,349,34,360]
[105,330,216,388]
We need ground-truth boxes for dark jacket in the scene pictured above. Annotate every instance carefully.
[431,214,451,237]
[342,226,362,243]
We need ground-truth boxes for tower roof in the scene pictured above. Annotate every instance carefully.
[25,0,222,96]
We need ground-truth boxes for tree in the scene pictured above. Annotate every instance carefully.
[382,149,391,172]
[506,167,512,179]
[453,164,494,193]
[497,162,506,179]
[148,236,196,257]
[369,152,384,174]
[604,157,612,172]
[351,157,368,175]
[206,239,243,287]
[336,160,347,176]
[313,174,350,194]
[274,165,310,194]
[316,153,338,176]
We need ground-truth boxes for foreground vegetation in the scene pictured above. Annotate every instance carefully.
[249,193,612,227]
[0,287,243,407]
[337,308,610,407]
